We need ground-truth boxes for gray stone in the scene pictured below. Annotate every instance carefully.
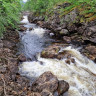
[60,29,69,35]
[32,71,58,93]
[57,80,69,95]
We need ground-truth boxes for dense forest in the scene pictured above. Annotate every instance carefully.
[0,0,22,36]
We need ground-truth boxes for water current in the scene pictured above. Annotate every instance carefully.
[19,15,96,96]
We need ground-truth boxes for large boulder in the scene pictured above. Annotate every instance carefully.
[28,13,44,23]
[32,71,58,93]
[41,89,54,96]
[19,26,27,32]
[41,45,60,59]
[63,36,71,43]
[57,80,69,95]
[31,72,69,96]
[84,45,96,62]
[83,26,96,43]
[41,44,72,60]
[28,13,35,23]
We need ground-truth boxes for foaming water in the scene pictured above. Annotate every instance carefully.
[21,16,29,24]
[19,16,51,59]
[19,16,96,96]
[19,46,96,96]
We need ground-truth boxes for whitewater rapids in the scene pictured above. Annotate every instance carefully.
[19,15,96,96]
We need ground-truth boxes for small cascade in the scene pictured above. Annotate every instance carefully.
[19,15,96,96]
[19,15,51,59]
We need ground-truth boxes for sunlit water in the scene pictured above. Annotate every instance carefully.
[19,16,96,96]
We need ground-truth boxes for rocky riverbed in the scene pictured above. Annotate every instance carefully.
[28,2,96,63]
[0,14,70,96]
[0,27,33,96]
[0,6,96,95]
[18,14,96,96]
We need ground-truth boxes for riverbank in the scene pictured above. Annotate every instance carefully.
[0,27,32,96]
[0,14,70,96]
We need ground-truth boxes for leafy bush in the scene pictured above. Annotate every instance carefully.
[0,0,21,36]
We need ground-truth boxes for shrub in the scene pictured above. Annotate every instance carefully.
[0,0,21,36]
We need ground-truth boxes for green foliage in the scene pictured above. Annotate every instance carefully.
[0,0,22,36]
[23,0,96,21]
[23,0,61,14]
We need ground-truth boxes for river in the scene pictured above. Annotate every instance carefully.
[19,15,96,96]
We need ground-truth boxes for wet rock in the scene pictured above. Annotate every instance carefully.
[94,58,96,63]
[56,51,71,60]
[29,28,33,31]
[37,21,44,27]
[19,23,26,25]
[28,13,35,23]
[65,59,70,64]
[33,17,44,23]
[67,24,77,32]
[41,44,71,60]
[41,89,53,96]
[16,76,30,88]
[57,80,69,95]
[77,26,85,35]
[31,92,41,96]
[31,72,69,95]
[85,45,96,54]
[42,22,52,29]
[3,48,11,53]
[59,29,69,35]
[84,45,96,61]
[19,26,27,32]
[63,36,71,43]
[18,54,27,62]
[71,58,75,63]
[41,45,60,59]
[50,33,55,37]
[89,26,96,33]
[54,27,62,32]
[32,71,58,93]
[28,13,44,23]
[83,26,96,43]
[3,40,15,49]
